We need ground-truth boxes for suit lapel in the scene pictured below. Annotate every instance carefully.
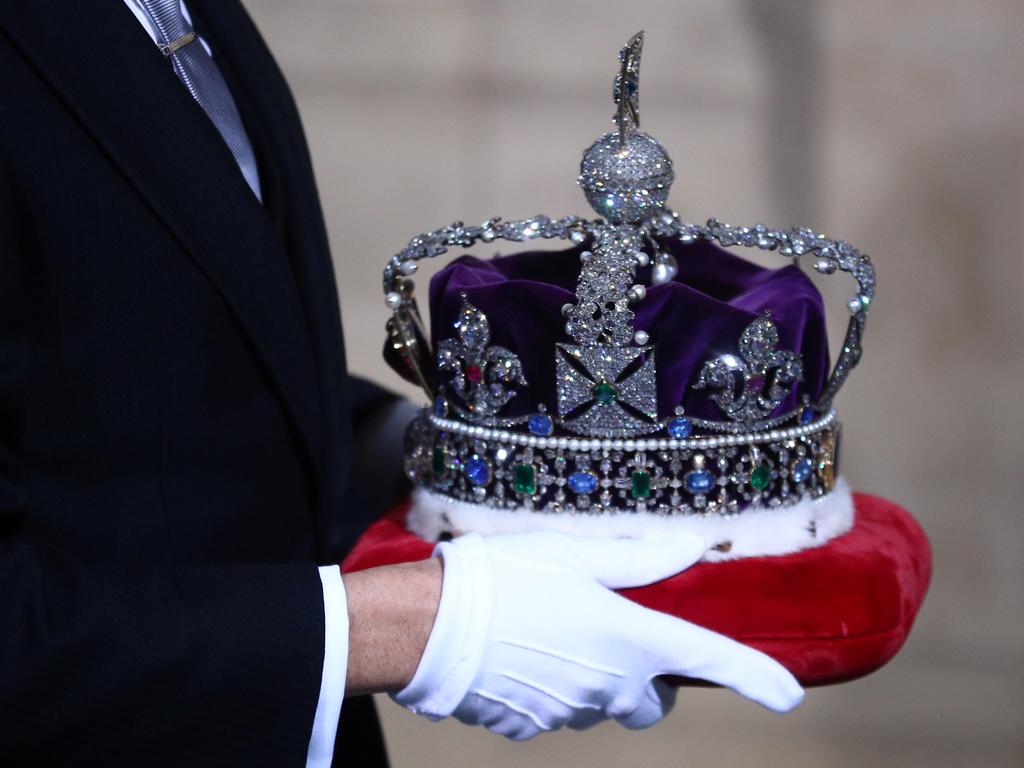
[189,2,357,492]
[0,0,324,476]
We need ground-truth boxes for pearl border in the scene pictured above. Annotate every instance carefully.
[428,409,837,452]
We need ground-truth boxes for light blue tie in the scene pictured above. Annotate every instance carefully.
[138,0,262,200]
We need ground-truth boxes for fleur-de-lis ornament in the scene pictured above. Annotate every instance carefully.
[694,311,803,427]
[436,295,526,419]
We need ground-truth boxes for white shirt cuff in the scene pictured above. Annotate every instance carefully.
[307,565,348,768]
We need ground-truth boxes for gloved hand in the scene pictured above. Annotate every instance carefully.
[391,530,804,740]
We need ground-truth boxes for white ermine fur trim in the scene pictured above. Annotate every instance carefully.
[407,478,854,562]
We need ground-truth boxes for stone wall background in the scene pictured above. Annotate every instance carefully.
[242,1,1023,765]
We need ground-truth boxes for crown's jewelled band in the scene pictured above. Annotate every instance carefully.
[406,407,841,517]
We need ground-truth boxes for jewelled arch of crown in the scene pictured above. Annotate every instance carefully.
[382,32,874,518]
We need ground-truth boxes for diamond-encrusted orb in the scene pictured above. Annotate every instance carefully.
[578,132,674,224]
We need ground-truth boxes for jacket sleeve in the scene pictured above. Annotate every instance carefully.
[0,154,327,767]
[347,375,419,521]
[348,374,400,433]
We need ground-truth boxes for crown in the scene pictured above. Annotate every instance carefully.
[382,33,874,557]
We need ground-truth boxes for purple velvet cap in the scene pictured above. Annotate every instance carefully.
[429,236,829,423]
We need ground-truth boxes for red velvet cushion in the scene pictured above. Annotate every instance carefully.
[342,493,931,687]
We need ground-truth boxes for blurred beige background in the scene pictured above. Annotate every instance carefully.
[243,1,1023,765]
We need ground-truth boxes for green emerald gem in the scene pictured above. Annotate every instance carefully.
[513,463,537,495]
[631,470,651,499]
[432,447,447,477]
[750,465,771,490]
[592,382,618,404]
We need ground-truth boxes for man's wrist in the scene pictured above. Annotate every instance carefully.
[342,557,443,696]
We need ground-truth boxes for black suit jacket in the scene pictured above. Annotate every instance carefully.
[0,1,393,764]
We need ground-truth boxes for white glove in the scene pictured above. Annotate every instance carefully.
[391,530,804,740]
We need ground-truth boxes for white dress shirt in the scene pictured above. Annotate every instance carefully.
[122,3,347,766]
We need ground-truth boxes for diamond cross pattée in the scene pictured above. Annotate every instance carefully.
[555,343,659,437]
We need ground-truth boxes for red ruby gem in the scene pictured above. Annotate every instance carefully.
[466,365,483,383]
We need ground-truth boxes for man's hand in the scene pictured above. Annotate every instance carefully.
[387,530,804,740]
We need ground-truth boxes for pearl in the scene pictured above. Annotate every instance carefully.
[652,255,678,284]
[626,284,646,302]
[385,291,402,309]
[398,260,418,276]
[847,296,863,314]
[814,257,836,274]
[634,251,650,267]
[633,330,650,345]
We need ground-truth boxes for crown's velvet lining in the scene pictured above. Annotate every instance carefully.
[428,237,830,421]
[342,493,931,687]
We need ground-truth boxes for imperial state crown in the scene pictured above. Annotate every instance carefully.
[380,32,875,560]
[345,32,931,688]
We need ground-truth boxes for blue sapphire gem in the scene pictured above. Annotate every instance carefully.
[683,469,715,494]
[667,417,692,439]
[568,472,598,495]
[433,397,447,418]
[792,457,813,483]
[800,406,815,425]
[528,414,554,436]
[465,457,490,486]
